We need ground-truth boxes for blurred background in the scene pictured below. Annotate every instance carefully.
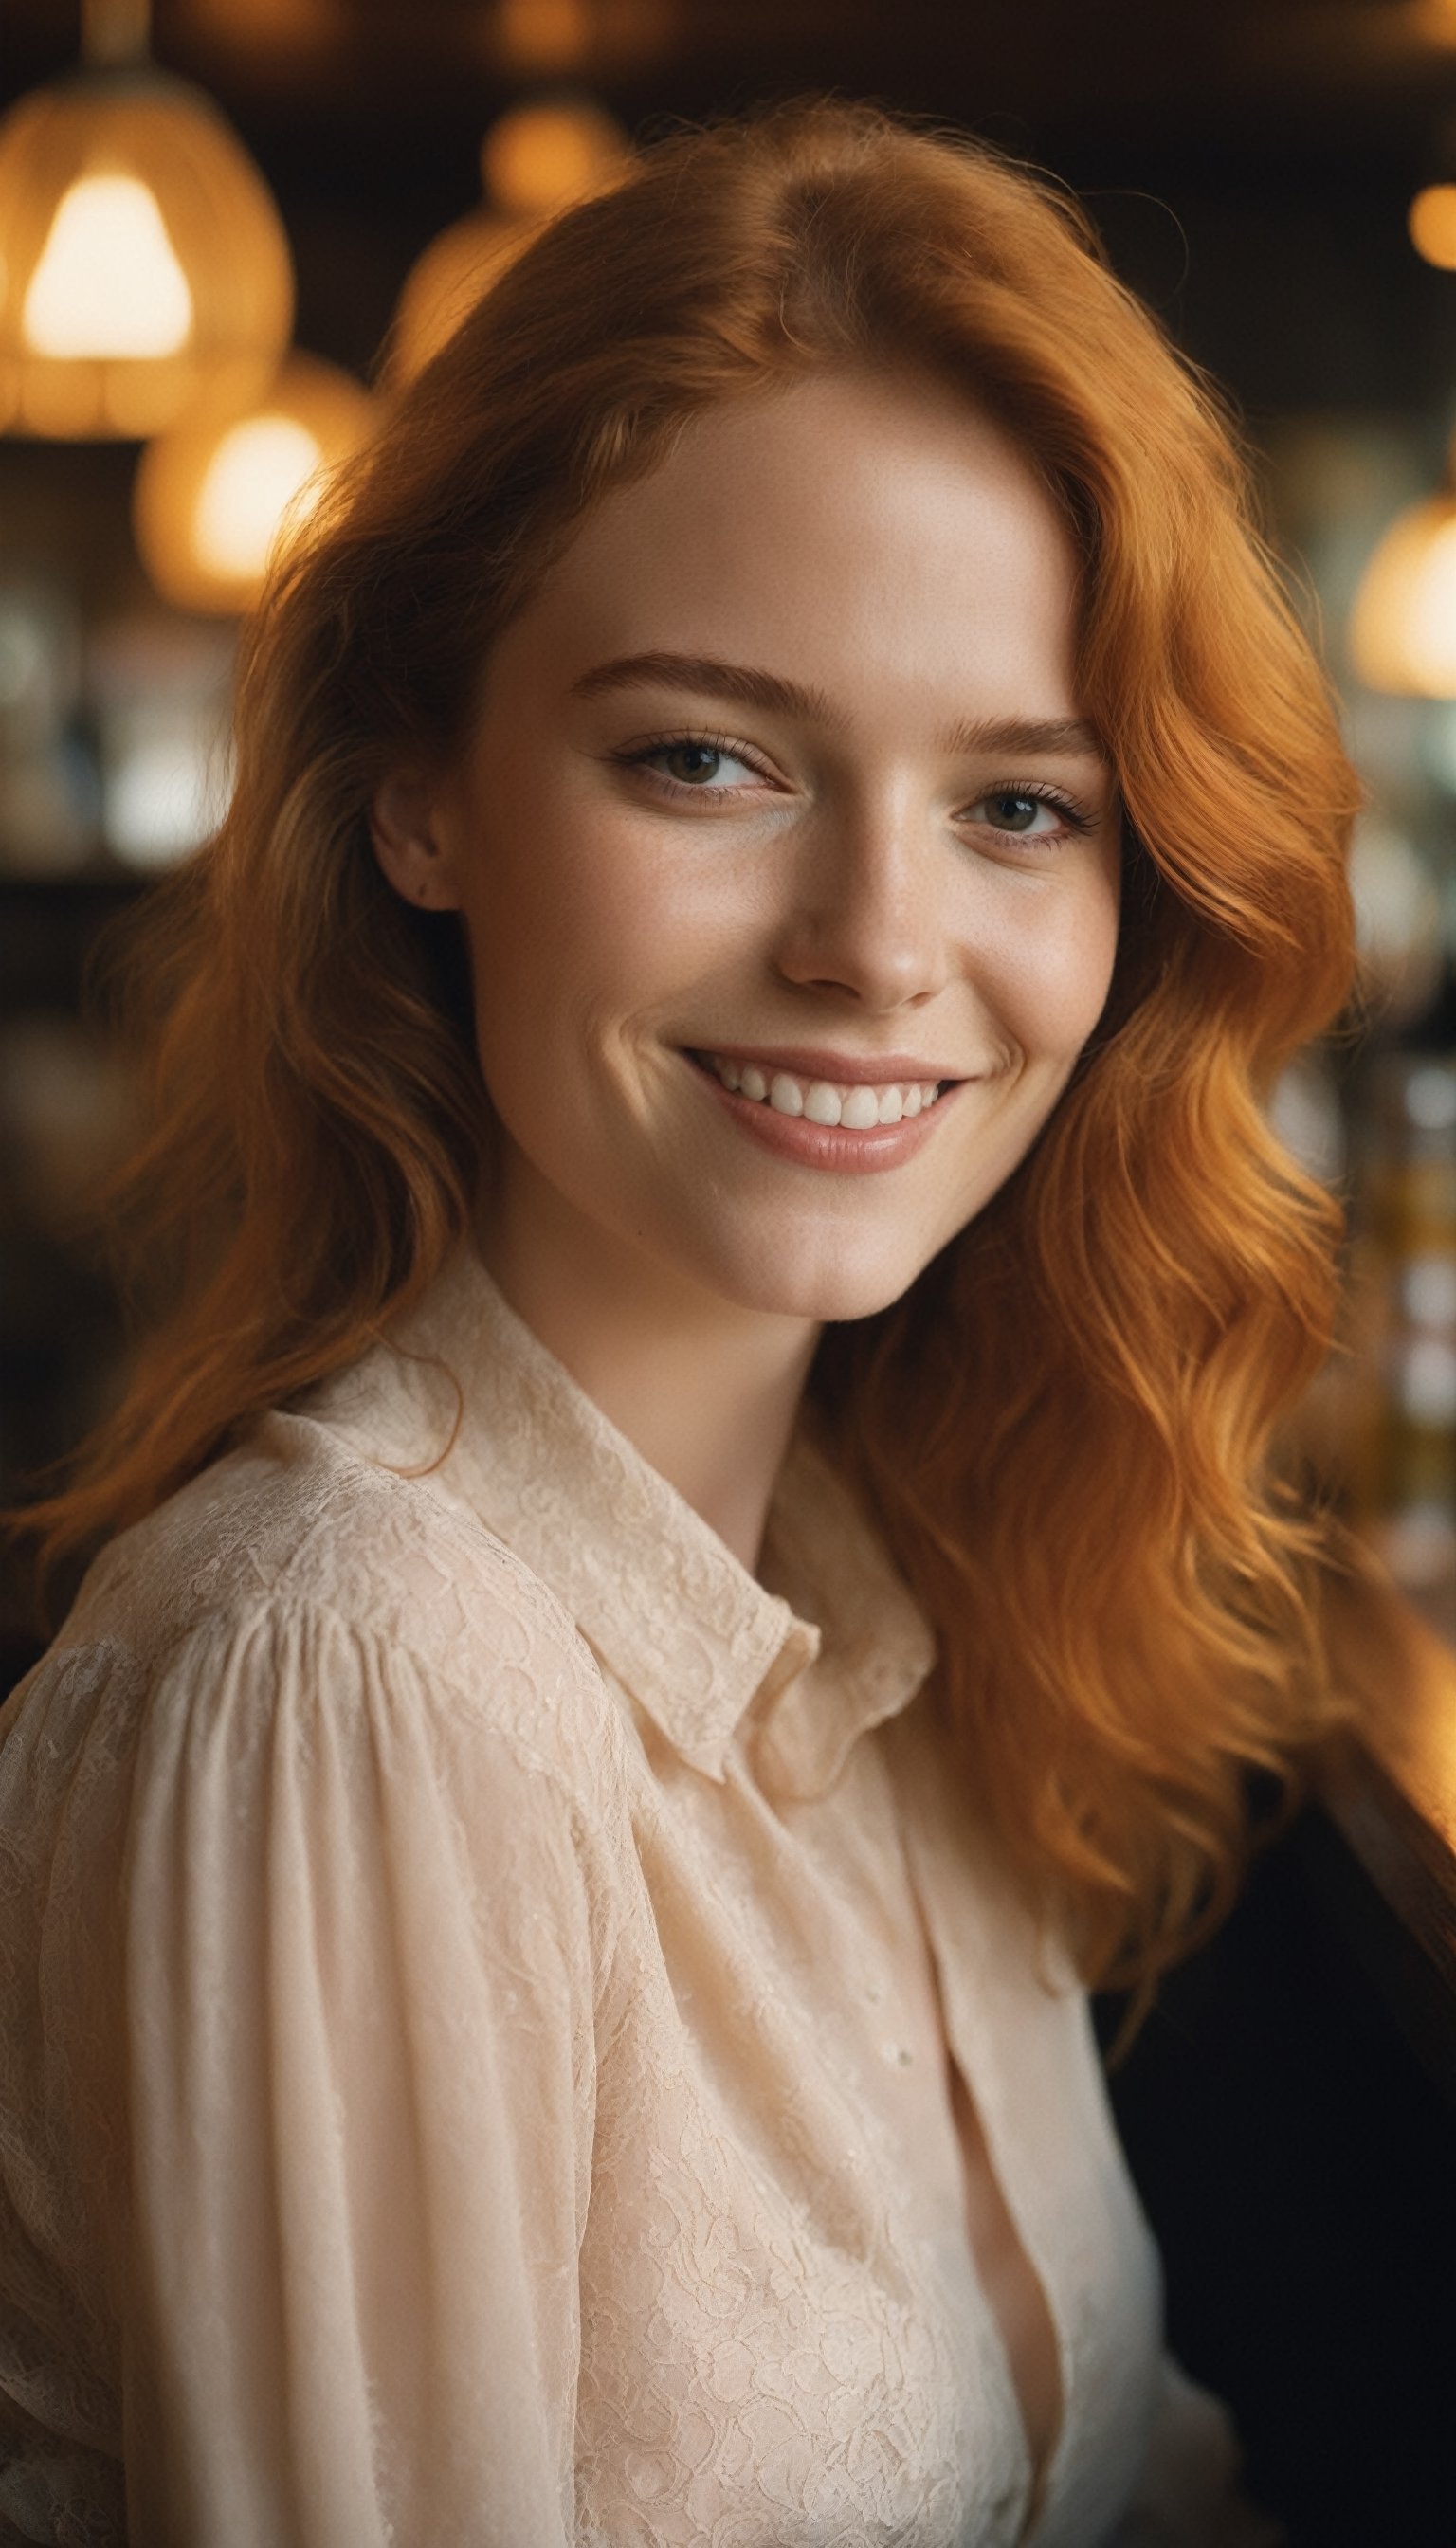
[4,12,1456,2539]
[4,0,1456,1656]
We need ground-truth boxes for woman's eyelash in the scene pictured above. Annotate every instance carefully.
[612,740,1098,833]
[613,732,768,787]
[967,782,1096,836]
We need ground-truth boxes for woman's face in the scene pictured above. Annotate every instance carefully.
[381,368,1122,1329]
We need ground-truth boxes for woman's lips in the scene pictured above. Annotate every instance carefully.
[703,1051,945,1127]
[686,1049,964,1174]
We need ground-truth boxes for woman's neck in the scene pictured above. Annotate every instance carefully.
[479,1198,820,1576]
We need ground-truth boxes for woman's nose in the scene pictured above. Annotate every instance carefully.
[772,800,954,1010]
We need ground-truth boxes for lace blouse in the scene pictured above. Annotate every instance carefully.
[0,1252,1251,2548]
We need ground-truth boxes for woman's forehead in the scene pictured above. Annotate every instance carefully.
[476,371,1089,741]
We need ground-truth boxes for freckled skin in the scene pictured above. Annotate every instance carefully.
[411,369,1122,1335]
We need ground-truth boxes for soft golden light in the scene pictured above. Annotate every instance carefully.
[388,95,628,386]
[23,173,192,357]
[481,99,628,217]
[389,212,529,383]
[1409,184,1456,269]
[191,412,325,578]
[485,0,673,70]
[134,354,375,613]
[188,0,343,49]
[1350,496,1456,695]
[493,0,593,72]
[1412,0,1456,50]
[0,72,293,438]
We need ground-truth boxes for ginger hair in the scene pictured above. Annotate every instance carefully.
[26,99,1359,1990]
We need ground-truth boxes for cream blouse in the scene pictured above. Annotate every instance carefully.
[0,1252,1256,2548]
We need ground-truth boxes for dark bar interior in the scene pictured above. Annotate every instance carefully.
[1,8,1453,2544]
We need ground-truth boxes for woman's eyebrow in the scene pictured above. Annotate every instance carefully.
[938,713,1105,760]
[571,651,1106,765]
[571,651,836,723]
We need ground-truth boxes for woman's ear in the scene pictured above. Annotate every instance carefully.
[369,769,463,911]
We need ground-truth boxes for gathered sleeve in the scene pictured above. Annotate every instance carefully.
[104,1594,615,2548]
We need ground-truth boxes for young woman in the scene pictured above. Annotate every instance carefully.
[0,98,1358,2548]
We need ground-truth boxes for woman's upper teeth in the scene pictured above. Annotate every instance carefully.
[709,1056,943,1126]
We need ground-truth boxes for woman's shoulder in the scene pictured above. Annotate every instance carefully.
[15,1406,619,1794]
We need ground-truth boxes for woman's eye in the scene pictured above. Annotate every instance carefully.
[969,790,1063,836]
[635,739,762,791]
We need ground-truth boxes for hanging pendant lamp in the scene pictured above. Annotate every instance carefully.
[0,0,293,439]
[1350,449,1456,698]
[133,352,376,614]
[390,96,628,384]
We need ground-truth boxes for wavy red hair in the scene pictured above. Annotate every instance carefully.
[24,99,1360,1990]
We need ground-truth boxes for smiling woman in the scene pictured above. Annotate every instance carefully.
[369,373,1122,1429]
[0,97,1356,2548]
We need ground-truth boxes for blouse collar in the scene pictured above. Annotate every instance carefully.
[331,1250,935,1800]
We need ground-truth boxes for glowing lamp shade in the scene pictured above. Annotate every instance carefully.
[390,98,627,384]
[1410,184,1456,270]
[390,212,531,383]
[0,68,293,439]
[25,173,191,355]
[1349,495,1456,697]
[134,355,375,613]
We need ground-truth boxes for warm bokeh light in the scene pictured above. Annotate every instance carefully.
[493,0,594,73]
[0,71,293,437]
[1408,183,1456,268]
[191,413,326,578]
[1349,494,1456,694]
[483,0,674,72]
[188,0,344,50]
[389,211,530,382]
[1412,0,1456,50]
[390,96,628,383]
[480,98,628,217]
[23,173,192,358]
[133,354,375,612]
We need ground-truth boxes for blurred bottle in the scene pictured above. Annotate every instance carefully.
[1353,973,1456,1632]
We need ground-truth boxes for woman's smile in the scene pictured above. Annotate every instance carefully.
[686,1045,964,1174]
[695,1046,956,1119]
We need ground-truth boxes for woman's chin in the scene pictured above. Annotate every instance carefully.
[699,1237,937,1330]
